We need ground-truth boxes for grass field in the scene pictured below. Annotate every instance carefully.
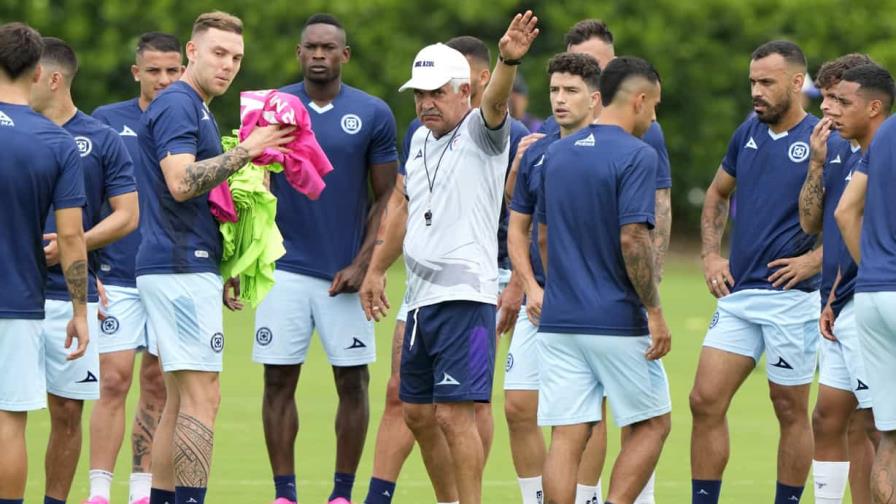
[24,256,841,503]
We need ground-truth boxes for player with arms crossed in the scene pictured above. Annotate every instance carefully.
[85,31,184,504]
[134,12,293,504]
[360,11,539,504]
[690,41,822,504]
[0,22,89,504]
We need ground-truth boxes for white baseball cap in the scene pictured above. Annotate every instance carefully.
[398,43,471,92]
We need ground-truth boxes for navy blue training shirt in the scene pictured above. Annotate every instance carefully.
[401,115,529,270]
[537,125,657,336]
[0,103,86,318]
[45,111,136,302]
[721,114,820,293]
[509,130,561,287]
[856,116,896,294]
[136,80,223,275]
[274,82,398,281]
[93,97,144,287]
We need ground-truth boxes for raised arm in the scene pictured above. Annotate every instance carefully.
[481,11,539,129]
[835,169,868,263]
[701,166,737,297]
[799,117,832,234]
[161,124,294,202]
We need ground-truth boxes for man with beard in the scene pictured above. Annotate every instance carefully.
[253,13,398,504]
[690,40,822,504]
[136,12,293,504]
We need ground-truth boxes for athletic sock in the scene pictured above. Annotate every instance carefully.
[692,479,721,504]
[44,497,65,504]
[329,472,355,501]
[774,482,804,504]
[149,488,175,504]
[813,460,849,504]
[174,486,206,504]
[130,472,153,503]
[0,500,24,504]
[634,471,656,504]
[88,469,114,500]
[274,474,297,502]
[575,483,599,504]
[364,477,396,504]
[517,476,543,504]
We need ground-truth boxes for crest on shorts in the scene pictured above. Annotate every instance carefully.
[788,141,810,163]
[256,327,273,346]
[210,332,225,353]
[709,311,720,329]
[101,316,120,335]
[505,352,514,372]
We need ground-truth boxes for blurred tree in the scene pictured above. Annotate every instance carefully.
[3,0,896,231]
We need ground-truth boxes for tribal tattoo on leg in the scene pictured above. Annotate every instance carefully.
[173,413,214,487]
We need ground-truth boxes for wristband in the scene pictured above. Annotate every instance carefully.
[499,55,522,66]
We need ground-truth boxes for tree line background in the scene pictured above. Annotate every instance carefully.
[5,0,896,234]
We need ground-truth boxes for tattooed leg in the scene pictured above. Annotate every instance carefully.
[872,431,896,504]
[172,371,221,488]
[133,352,166,472]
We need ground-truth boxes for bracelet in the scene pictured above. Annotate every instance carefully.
[499,55,522,66]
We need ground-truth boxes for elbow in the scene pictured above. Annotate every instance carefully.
[799,215,821,236]
[834,205,850,233]
[124,205,140,234]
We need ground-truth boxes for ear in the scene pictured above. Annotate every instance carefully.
[868,98,883,119]
[186,40,198,62]
[131,64,140,82]
[793,72,806,94]
[590,90,601,110]
[633,91,646,114]
[480,68,491,87]
[49,71,63,91]
[32,63,42,84]
[342,45,351,64]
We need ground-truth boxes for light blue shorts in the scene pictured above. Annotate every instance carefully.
[856,292,896,431]
[818,300,871,408]
[0,319,46,411]
[253,270,375,366]
[703,289,819,386]
[136,273,224,373]
[42,300,101,400]
[504,307,539,390]
[537,332,671,427]
[98,284,155,355]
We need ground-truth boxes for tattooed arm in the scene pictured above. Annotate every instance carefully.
[653,188,672,283]
[701,167,737,298]
[161,124,294,202]
[801,117,832,234]
[621,222,670,359]
[359,175,408,322]
[55,206,90,360]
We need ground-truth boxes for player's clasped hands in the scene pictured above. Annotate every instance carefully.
[703,252,735,298]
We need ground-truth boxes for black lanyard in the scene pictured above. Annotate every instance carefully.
[421,110,471,226]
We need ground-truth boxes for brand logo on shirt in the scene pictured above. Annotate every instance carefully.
[210,332,225,353]
[74,136,93,157]
[119,125,138,137]
[76,371,99,383]
[450,134,463,150]
[0,111,14,127]
[100,263,112,272]
[436,372,461,386]
[505,352,514,371]
[744,137,758,149]
[534,154,545,167]
[831,154,842,164]
[201,108,211,121]
[194,250,209,259]
[846,170,853,182]
[341,113,362,134]
[413,149,423,160]
[574,133,595,147]
[788,141,810,163]
[101,316,120,335]
[256,327,273,346]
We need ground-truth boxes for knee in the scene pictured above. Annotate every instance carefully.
[335,365,370,399]
[403,404,434,433]
[812,404,846,437]
[263,365,299,401]
[100,367,133,402]
[504,394,537,429]
[384,375,403,413]
[49,398,84,432]
[689,386,725,419]
[770,391,807,426]
[435,405,474,437]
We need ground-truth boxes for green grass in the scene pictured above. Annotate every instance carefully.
[24,257,839,503]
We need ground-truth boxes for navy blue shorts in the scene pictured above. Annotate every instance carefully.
[399,301,497,404]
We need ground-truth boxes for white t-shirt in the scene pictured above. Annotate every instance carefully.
[402,109,511,310]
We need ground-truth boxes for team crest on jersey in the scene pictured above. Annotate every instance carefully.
[101,316,120,335]
[341,114,362,134]
[505,352,514,372]
[74,136,93,157]
[788,141,810,163]
[256,327,273,346]
[709,311,720,329]
[210,332,225,353]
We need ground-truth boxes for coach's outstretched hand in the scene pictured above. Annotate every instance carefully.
[499,10,540,61]
[646,308,671,360]
[360,272,390,322]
